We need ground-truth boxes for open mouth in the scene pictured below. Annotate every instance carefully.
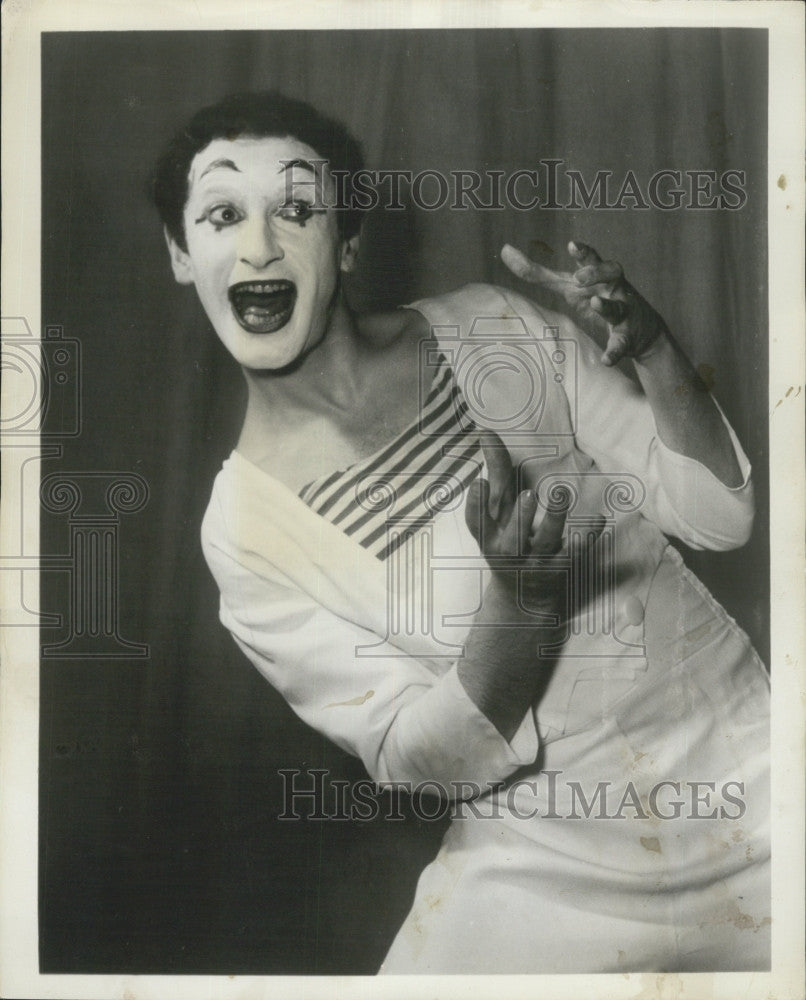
[228,280,297,334]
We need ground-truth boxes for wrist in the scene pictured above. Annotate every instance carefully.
[477,572,524,623]
[633,327,673,366]
[479,570,564,627]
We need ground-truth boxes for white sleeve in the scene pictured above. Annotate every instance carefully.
[206,539,539,799]
[499,288,755,551]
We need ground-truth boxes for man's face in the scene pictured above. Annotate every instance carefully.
[167,134,354,371]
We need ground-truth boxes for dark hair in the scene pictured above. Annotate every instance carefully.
[151,90,366,251]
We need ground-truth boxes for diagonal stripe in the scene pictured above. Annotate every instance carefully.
[301,370,466,511]
[299,353,451,506]
[298,357,482,561]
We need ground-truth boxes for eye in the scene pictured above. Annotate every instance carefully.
[206,204,243,228]
[277,200,315,225]
[192,203,244,231]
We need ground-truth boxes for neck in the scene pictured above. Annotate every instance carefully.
[237,292,367,453]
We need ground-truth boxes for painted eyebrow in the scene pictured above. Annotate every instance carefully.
[198,158,242,180]
[277,158,321,176]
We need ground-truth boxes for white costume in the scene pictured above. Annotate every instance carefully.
[201,285,770,972]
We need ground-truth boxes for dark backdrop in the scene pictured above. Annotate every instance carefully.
[40,28,768,974]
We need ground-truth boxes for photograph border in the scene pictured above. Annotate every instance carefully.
[2,2,804,998]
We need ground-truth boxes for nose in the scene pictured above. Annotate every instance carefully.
[238,215,284,270]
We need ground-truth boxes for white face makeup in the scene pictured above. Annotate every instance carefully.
[167,135,354,371]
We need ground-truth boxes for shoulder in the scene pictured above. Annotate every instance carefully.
[356,284,588,357]
[355,304,429,349]
[402,282,584,344]
[200,453,305,594]
[406,282,512,323]
[199,453,241,561]
[358,283,563,334]
[199,451,275,556]
[353,308,433,401]
[354,286,518,360]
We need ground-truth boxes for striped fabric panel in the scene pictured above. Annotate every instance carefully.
[299,354,483,560]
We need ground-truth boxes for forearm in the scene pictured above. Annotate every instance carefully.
[457,573,561,742]
[501,240,745,490]
[633,332,744,488]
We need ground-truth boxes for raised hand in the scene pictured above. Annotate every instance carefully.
[465,429,559,534]
[458,432,603,738]
[501,240,669,367]
[464,432,601,617]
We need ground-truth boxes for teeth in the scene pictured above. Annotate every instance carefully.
[232,282,291,295]
[228,281,295,334]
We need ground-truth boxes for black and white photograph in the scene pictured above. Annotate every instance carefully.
[1,2,803,998]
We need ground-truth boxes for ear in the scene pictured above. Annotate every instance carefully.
[339,234,360,274]
[164,227,195,285]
